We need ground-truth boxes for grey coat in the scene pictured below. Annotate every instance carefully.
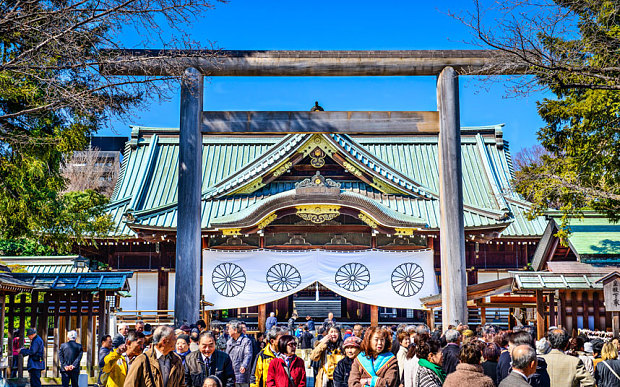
[498,371,530,387]
[226,335,253,384]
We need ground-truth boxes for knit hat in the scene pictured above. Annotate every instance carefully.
[343,336,361,348]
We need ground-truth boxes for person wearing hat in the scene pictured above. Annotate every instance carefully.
[59,330,83,387]
[333,336,361,387]
[20,328,45,387]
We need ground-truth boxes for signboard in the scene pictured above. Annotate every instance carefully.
[603,277,620,312]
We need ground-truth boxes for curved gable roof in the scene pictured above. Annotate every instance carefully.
[104,125,546,238]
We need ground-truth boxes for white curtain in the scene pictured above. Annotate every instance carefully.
[202,249,437,310]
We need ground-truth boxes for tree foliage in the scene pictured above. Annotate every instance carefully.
[0,0,219,252]
[460,0,620,230]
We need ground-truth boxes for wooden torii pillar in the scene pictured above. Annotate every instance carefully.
[101,50,524,326]
[175,67,203,325]
[437,67,467,325]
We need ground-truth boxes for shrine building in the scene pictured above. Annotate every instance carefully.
[82,119,549,328]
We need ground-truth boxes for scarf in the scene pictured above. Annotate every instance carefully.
[356,352,395,387]
[279,353,296,368]
[418,358,446,383]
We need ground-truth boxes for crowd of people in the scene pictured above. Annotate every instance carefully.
[14,316,620,387]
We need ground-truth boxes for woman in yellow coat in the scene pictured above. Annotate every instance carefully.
[103,331,145,387]
[310,326,344,387]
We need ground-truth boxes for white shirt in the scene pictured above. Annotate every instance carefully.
[403,355,419,387]
[154,347,164,359]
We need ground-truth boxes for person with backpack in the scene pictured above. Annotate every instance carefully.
[594,342,620,387]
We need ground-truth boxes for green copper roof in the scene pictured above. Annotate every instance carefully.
[105,125,546,238]
[563,217,620,260]
[512,272,603,290]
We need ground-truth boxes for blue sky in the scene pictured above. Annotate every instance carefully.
[107,0,550,153]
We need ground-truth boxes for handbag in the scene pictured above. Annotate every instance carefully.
[602,360,620,381]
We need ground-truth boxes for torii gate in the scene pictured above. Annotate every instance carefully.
[102,50,518,327]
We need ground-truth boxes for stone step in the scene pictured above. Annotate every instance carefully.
[294,299,341,319]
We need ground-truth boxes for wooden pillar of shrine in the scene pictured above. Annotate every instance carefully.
[370,305,379,327]
[426,309,435,329]
[258,304,267,333]
[536,290,545,339]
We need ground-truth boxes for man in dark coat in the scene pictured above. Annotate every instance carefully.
[185,332,234,387]
[441,329,461,375]
[300,326,313,350]
[98,335,113,386]
[113,324,129,349]
[499,345,537,387]
[20,328,45,387]
[59,330,84,387]
[305,316,315,333]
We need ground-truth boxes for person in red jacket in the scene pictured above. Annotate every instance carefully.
[266,335,306,387]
